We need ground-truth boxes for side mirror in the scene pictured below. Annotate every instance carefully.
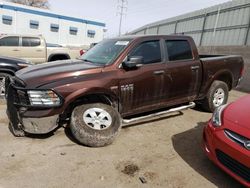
[123,56,143,69]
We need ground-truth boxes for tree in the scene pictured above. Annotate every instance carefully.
[8,0,50,9]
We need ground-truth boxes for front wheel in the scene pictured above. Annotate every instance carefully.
[70,103,121,147]
[201,81,229,112]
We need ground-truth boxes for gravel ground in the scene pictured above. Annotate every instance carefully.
[0,90,247,188]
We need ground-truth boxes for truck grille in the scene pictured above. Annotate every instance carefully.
[216,149,250,183]
[224,129,250,150]
[6,77,30,106]
[6,83,20,126]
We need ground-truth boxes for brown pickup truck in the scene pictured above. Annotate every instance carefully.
[5,35,244,147]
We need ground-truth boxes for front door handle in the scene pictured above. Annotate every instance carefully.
[13,49,19,52]
[191,66,200,70]
[154,70,165,75]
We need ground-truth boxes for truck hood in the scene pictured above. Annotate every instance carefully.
[16,59,103,88]
[224,95,250,130]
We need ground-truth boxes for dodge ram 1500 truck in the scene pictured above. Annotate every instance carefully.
[5,35,244,147]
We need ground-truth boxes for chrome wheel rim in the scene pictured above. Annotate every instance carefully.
[213,88,225,107]
[0,76,6,96]
[83,107,112,130]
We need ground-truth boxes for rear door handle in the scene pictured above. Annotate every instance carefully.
[191,66,200,70]
[154,70,165,75]
[13,49,19,52]
[36,50,43,52]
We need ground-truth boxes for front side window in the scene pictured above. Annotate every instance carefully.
[22,37,41,47]
[165,40,193,61]
[81,39,131,65]
[129,40,161,64]
[0,37,19,46]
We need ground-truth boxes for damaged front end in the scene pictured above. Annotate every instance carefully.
[5,76,61,136]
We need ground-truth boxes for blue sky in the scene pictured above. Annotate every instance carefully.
[49,0,230,37]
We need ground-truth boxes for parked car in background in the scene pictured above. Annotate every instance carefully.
[203,95,250,187]
[0,34,82,64]
[6,35,244,147]
[0,56,32,96]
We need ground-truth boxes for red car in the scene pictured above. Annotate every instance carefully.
[203,95,250,187]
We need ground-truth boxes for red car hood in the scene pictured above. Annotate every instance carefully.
[224,94,250,130]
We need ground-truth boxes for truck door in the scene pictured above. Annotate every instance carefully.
[164,39,202,102]
[119,40,170,113]
[0,36,20,58]
[20,37,46,64]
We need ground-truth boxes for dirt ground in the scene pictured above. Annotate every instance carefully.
[0,90,247,188]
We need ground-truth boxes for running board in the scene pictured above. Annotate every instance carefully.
[122,102,195,124]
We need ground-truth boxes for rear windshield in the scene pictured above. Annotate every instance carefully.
[81,39,131,65]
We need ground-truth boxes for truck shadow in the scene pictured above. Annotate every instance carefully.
[25,126,61,139]
[64,112,184,145]
[171,122,243,188]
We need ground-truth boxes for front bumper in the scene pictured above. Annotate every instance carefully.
[6,77,59,134]
[203,121,250,187]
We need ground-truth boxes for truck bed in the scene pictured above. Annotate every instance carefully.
[198,54,244,98]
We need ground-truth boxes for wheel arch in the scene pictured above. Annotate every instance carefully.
[61,89,120,119]
[206,70,233,94]
[48,53,70,62]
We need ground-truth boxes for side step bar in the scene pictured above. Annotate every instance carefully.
[122,102,195,124]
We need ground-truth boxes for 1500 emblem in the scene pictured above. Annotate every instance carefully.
[121,84,134,91]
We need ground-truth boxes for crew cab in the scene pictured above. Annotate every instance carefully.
[5,35,244,147]
[0,34,81,64]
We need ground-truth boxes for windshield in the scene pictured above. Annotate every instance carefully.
[81,39,131,65]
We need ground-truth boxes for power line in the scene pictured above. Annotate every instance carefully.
[117,0,128,36]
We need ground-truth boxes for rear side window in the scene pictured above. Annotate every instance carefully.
[165,40,193,61]
[22,37,41,47]
[0,36,19,46]
[129,40,161,64]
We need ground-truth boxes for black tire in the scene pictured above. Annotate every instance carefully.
[201,80,229,112]
[0,73,11,98]
[70,103,121,147]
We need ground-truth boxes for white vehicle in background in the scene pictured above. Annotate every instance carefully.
[0,34,82,64]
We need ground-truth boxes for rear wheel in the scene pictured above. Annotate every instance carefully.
[201,81,229,112]
[70,103,121,147]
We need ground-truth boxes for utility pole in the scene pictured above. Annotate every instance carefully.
[117,0,127,36]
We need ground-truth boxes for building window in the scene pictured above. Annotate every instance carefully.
[2,15,13,25]
[69,27,78,35]
[87,30,96,38]
[30,20,39,29]
[50,24,59,32]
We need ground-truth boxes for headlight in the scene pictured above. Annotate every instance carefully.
[27,90,61,107]
[212,104,227,127]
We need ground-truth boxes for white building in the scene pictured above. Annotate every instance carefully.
[0,1,106,47]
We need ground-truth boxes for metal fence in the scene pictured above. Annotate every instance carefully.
[131,0,250,46]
